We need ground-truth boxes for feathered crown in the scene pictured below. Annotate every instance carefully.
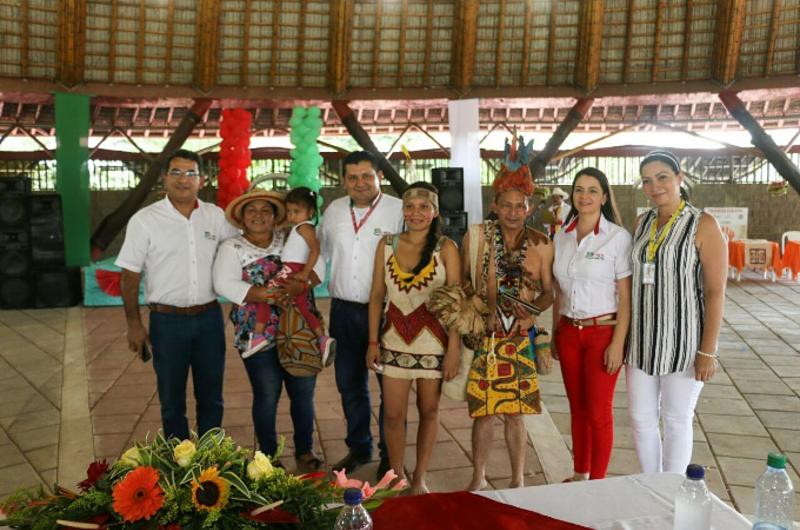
[493,135,535,197]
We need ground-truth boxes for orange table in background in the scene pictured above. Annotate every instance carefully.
[728,240,782,281]
[782,240,800,280]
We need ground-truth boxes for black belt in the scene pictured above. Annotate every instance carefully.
[332,298,369,311]
[149,300,219,315]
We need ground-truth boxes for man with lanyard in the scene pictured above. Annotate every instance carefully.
[320,151,404,477]
[462,138,554,491]
[544,187,571,238]
[117,149,239,440]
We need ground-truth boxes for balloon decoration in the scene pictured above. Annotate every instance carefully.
[287,106,325,210]
[217,107,253,210]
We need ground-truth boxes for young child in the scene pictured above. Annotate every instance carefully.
[243,187,336,365]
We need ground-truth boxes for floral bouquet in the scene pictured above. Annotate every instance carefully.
[768,180,789,197]
[0,428,405,529]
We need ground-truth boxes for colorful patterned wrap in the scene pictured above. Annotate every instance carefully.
[230,254,282,351]
[467,332,541,417]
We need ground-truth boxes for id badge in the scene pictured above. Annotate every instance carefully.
[643,262,656,285]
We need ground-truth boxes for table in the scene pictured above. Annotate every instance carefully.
[478,472,751,529]
[728,240,782,281]
[782,240,800,281]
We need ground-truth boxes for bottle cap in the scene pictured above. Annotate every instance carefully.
[686,464,705,480]
[343,487,363,505]
[767,453,787,469]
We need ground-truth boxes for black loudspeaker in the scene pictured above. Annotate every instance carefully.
[0,178,32,229]
[440,211,468,248]
[33,267,82,308]
[432,167,465,212]
[30,195,66,266]
[1,178,33,309]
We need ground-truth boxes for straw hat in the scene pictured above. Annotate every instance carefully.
[551,187,569,200]
[225,190,286,230]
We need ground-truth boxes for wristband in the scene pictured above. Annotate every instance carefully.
[368,341,380,347]
[696,350,719,359]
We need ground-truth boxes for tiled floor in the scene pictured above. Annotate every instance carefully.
[2,274,800,522]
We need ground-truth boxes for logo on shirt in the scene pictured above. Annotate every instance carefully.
[373,229,392,237]
[204,232,217,241]
[585,251,605,260]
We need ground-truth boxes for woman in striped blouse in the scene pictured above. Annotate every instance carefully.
[626,151,728,474]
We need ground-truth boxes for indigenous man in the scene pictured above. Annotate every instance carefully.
[462,137,554,490]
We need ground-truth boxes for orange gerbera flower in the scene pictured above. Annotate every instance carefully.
[192,467,229,511]
[112,466,164,522]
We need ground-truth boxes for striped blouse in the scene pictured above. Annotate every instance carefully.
[627,204,704,376]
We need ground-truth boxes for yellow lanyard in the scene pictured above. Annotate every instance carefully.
[647,201,685,262]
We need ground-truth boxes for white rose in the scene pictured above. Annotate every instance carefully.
[120,446,141,467]
[247,451,275,480]
[173,440,196,467]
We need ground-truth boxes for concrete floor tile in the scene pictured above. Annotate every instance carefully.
[316,418,348,441]
[754,410,800,430]
[717,456,800,488]
[606,448,641,476]
[726,368,783,384]
[92,397,149,416]
[695,397,754,416]
[729,485,756,515]
[701,384,745,399]
[0,445,26,468]
[3,408,60,433]
[707,433,780,459]
[404,421,452,444]
[744,394,800,412]
[698,414,769,436]
[439,409,475,430]
[759,354,800,366]
[222,407,253,428]
[720,358,768,370]
[740,380,796,395]
[448,427,472,443]
[769,429,800,453]
[0,463,46,497]
[424,467,476,492]
[94,433,132,459]
[128,421,164,444]
[25,445,58,473]
[404,440,472,472]
[93,413,141,435]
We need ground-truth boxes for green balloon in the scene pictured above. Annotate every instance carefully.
[292,106,307,118]
[289,115,304,128]
[313,154,324,168]
[308,179,323,192]
[287,174,302,187]
[307,106,321,118]
[316,195,324,208]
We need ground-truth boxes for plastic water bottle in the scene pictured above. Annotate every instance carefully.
[673,464,712,530]
[334,487,373,530]
[753,453,795,530]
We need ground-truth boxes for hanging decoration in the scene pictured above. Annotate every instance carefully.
[287,105,325,210]
[217,107,253,210]
[767,180,789,197]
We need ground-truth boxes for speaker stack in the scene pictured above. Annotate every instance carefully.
[0,177,82,309]
[432,167,468,247]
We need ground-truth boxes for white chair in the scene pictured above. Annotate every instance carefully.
[781,231,800,279]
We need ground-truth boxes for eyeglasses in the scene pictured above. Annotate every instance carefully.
[166,169,201,179]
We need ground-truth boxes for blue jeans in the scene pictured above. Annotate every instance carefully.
[242,346,317,456]
[329,299,387,458]
[149,304,226,440]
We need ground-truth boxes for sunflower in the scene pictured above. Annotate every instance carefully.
[112,466,164,522]
[192,467,229,511]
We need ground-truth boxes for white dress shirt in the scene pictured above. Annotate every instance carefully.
[116,198,239,306]
[319,193,404,303]
[553,215,633,320]
[212,232,327,306]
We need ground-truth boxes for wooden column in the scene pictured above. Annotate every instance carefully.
[56,0,88,88]
[193,0,222,93]
[719,92,800,196]
[90,99,213,258]
[712,0,746,87]
[331,100,409,195]
[574,0,606,92]
[327,0,354,94]
[452,0,479,94]
[530,99,594,180]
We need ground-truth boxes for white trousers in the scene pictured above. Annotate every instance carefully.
[625,364,704,473]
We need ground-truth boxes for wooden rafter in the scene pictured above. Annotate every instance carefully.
[193,0,222,93]
[520,0,533,85]
[546,0,557,85]
[452,0,479,94]
[574,0,606,92]
[681,0,694,81]
[56,0,88,88]
[712,0,747,87]
[327,0,354,94]
[764,0,782,76]
[652,0,665,82]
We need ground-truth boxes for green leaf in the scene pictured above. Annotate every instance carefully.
[221,470,252,499]
[180,465,202,485]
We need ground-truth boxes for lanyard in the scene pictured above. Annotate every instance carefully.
[350,193,382,234]
[647,200,685,262]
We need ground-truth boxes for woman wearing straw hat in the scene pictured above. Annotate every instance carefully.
[213,190,327,472]
[543,187,572,239]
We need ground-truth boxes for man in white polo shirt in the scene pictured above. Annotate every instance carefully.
[116,149,239,440]
[320,151,404,477]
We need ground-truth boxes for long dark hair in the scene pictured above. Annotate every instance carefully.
[285,186,319,226]
[564,167,622,226]
[404,181,443,276]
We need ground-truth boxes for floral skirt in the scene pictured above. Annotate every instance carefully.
[467,332,541,418]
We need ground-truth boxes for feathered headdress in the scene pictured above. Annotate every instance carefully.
[493,135,535,198]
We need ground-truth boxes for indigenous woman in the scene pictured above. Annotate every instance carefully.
[366,182,461,496]
[552,168,632,481]
[627,151,727,473]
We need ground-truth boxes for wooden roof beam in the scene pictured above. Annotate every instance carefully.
[193,0,222,93]
[56,0,88,88]
[452,0,479,95]
[712,0,746,87]
[574,0,606,92]
[327,0,354,95]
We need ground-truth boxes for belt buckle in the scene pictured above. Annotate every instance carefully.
[572,319,583,330]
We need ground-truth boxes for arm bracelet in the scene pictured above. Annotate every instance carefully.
[696,350,719,359]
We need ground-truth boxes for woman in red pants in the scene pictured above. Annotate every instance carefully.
[552,167,632,482]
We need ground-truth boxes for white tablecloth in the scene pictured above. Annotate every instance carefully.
[478,472,751,529]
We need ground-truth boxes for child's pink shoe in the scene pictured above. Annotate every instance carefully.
[242,333,268,359]
[319,336,337,367]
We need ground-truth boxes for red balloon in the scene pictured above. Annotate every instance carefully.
[221,167,241,182]
[234,157,249,169]
[218,158,230,170]
[231,146,246,159]
[230,182,245,197]
[220,140,234,153]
